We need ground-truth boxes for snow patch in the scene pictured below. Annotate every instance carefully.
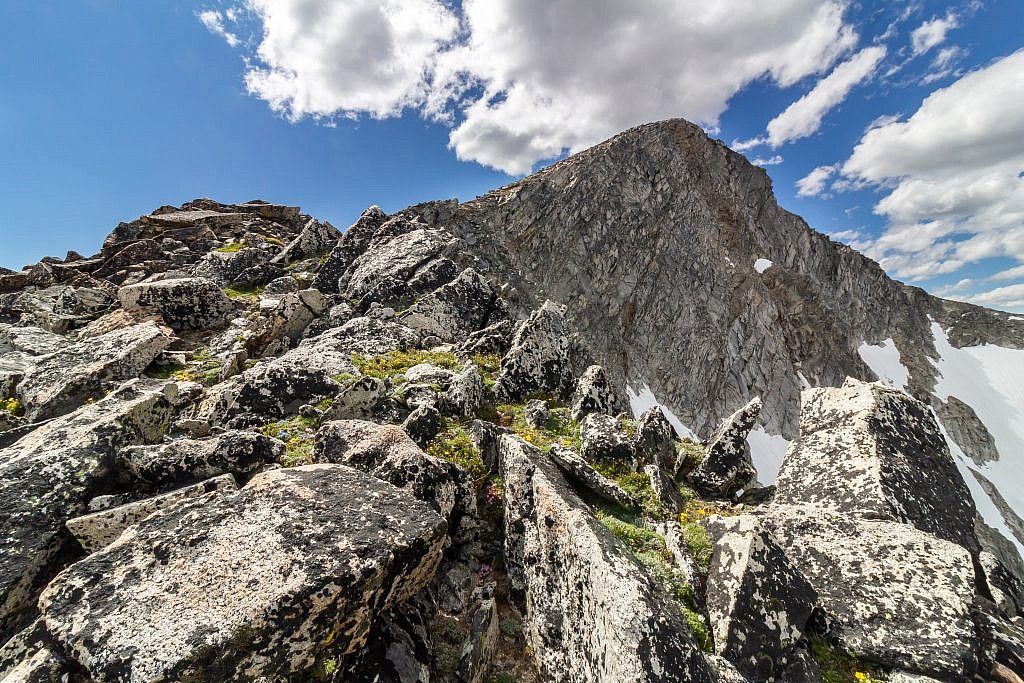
[857,338,910,391]
[929,320,1024,558]
[753,258,773,274]
[747,426,791,486]
[626,383,698,440]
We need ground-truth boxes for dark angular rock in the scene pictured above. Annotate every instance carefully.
[398,268,501,343]
[579,412,634,466]
[523,398,550,429]
[570,364,620,420]
[443,364,486,418]
[313,206,388,293]
[633,405,677,471]
[39,465,447,682]
[402,405,442,448]
[116,429,284,486]
[549,444,640,509]
[458,318,514,357]
[494,301,574,402]
[118,277,235,330]
[324,376,387,420]
[689,397,760,498]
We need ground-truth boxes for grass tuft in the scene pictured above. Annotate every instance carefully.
[351,350,459,380]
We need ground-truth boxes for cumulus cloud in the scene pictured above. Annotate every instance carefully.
[796,163,838,197]
[960,283,1024,313]
[911,14,957,56]
[834,50,1024,282]
[204,0,858,174]
[752,155,784,167]
[763,46,886,147]
[197,10,240,47]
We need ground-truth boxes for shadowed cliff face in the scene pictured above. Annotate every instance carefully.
[434,119,1024,442]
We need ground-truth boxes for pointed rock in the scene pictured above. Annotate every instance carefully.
[633,405,677,470]
[399,268,503,343]
[689,397,760,498]
[570,364,620,419]
[494,301,574,402]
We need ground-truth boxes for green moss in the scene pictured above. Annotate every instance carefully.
[494,402,580,450]
[498,617,521,637]
[222,284,263,303]
[260,414,318,467]
[593,461,667,520]
[681,522,713,571]
[150,349,224,386]
[214,242,245,253]
[147,362,186,380]
[311,658,338,681]
[426,423,487,482]
[330,372,356,385]
[810,636,887,683]
[597,510,712,651]
[351,349,460,380]
[618,416,638,438]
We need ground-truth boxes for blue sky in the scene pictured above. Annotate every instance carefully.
[2,1,1023,311]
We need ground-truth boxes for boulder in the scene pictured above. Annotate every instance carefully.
[524,398,550,429]
[443,364,486,418]
[254,288,327,347]
[644,464,685,514]
[633,406,677,471]
[403,362,455,387]
[763,505,978,678]
[313,206,388,293]
[703,515,817,680]
[271,218,340,264]
[117,429,283,486]
[458,318,514,357]
[65,474,237,553]
[773,379,979,552]
[689,397,760,498]
[39,465,447,682]
[498,435,714,682]
[15,321,170,421]
[345,227,453,300]
[0,382,172,636]
[494,301,574,401]
[579,412,634,466]
[314,420,477,540]
[118,277,234,330]
[189,246,269,285]
[549,444,640,509]
[570,364,620,419]
[0,324,64,356]
[398,268,502,343]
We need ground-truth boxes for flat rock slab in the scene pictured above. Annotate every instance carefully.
[118,277,234,330]
[763,504,977,678]
[65,474,237,553]
[773,378,978,552]
[16,321,170,421]
[40,464,447,683]
[499,434,714,682]
[0,382,172,637]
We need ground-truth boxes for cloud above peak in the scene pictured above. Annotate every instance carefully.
[202,0,857,174]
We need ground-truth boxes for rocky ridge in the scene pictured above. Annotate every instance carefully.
[0,122,1023,682]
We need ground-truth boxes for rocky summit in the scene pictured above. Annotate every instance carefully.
[1,120,1023,682]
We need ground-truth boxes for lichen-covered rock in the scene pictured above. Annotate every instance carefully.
[643,464,685,514]
[689,397,760,498]
[399,268,503,343]
[403,362,455,387]
[402,405,442,448]
[633,406,677,471]
[116,429,283,486]
[0,324,64,356]
[189,246,270,285]
[498,434,714,682]
[39,465,447,682]
[313,206,387,293]
[0,381,172,636]
[570,365,620,420]
[65,474,237,553]
[254,288,328,347]
[549,444,640,509]
[118,277,234,330]
[0,618,68,683]
[315,420,477,540]
[763,505,978,678]
[579,412,634,466]
[344,227,453,300]
[271,218,340,264]
[703,515,817,680]
[494,301,574,401]
[773,379,979,552]
[15,321,170,421]
[458,318,514,356]
[443,364,486,418]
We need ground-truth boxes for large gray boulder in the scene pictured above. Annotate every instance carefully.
[773,378,979,552]
[116,429,284,486]
[689,397,760,498]
[39,465,447,682]
[443,364,486,418]
[0,324,64,356]
[0,381,172,636]
[271,217,340,264]
[763,505,978,678]
[313,206,388,293]
[118,277,234,330]
[398,268,503,343]
[494,301,574,401]
[704,515,817,680]
[499,434,714,682]
[15,321,170,421]
[632,405,677,471]
[579,412,634,466]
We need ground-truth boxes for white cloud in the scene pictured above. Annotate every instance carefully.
[796,163,838,197]
[764,46,886,147]
[209,0,858,175]
[960,283,1024,313]
[836,50,1024,281]
[751,155,784,166]
[991,265,1024,282]
[911,14,957,56]
[197,10,240,48]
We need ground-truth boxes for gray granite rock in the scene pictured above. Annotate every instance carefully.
[549,444,640,509]
[40,465,447,682]
[579,412,634,466]
[118,277,234,330]
[117,429,284,486]
[399,268,503,343]
[632,405,677,471]
[570,364,620,420]
[494,301,574,402]
[689,397,760,498]
[443,364,486,418]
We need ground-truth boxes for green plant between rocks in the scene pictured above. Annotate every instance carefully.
[214,242,245,253]
[260,414,318,467]
[426,421,487,483]
[352,349,460,380]
[810,636,887,683]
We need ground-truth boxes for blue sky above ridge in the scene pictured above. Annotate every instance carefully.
[1,1,1023,311]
